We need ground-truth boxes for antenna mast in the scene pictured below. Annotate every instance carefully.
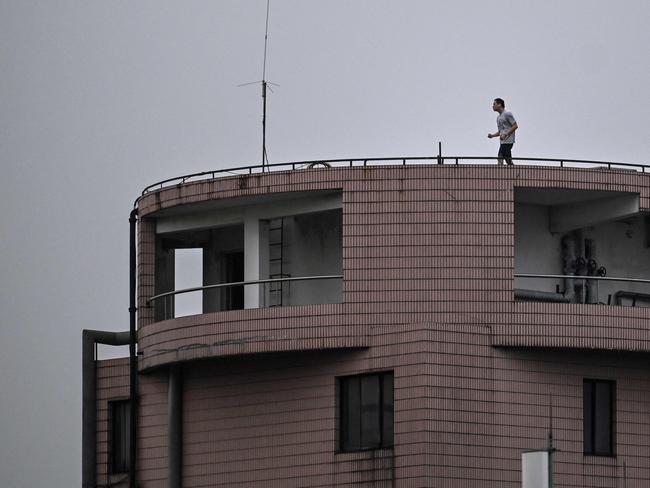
[261,0,271,170]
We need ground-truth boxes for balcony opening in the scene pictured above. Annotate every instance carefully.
[154,224,245,319]
[151,191,342,319]
[203,225,245,313]
[514,188,650,306]
[263,208,342,307]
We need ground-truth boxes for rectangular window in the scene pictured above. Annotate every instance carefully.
[583,379,615,456]
[110,400,131,473]
[339,372,394,452]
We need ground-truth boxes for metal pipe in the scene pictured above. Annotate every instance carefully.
[168,365,183,488]
[128,208,138,488]
[82,330,130,488]
[148,274,344,304]
[561,233,577,303]
[515,273,650,284]
[585,238,598,304]
[514,289,569,303]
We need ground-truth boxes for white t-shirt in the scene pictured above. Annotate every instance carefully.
[497,111,517,144]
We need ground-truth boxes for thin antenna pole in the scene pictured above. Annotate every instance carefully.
[262,80,267,169]
[262,0,270,80]
[261,0,271,170]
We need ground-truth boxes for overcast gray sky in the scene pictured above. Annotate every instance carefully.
[1,1,649,487]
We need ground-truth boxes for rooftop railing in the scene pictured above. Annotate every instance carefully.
[137,156,649,203]
[148,275,343,320]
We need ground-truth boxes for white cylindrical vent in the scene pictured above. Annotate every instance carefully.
[522,450,550,488]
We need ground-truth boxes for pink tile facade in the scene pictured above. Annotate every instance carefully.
[96,358,130,488]
[95,165,650,486]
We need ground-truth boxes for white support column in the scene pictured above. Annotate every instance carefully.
[244,214,269,309]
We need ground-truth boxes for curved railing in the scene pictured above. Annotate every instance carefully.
[135,156,649,205]
[148,275,344,320]
[514,273,650,306]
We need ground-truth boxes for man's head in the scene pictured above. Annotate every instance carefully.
[493,98,505,113]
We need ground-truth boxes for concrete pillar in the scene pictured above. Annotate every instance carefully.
[244,215,268,309]
[155,238,175,321]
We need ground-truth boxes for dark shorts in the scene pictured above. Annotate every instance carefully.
[498,144,513,160]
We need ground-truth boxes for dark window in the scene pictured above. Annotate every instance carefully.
[110,400,131,473]
[223,251,244,310]
[339,372,393,451]
[584,379,615,456]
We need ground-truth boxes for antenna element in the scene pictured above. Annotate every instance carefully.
[261,0,271,170]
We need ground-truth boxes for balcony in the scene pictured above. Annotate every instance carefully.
[149,191,342,320]
[514,187,650,308]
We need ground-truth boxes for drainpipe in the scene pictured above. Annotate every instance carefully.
[514,289,569,303]
[82,330,130,488]
[561,233,577,303]
[168,364,183,488]
[129,209,138,488]
[585,238,598,304]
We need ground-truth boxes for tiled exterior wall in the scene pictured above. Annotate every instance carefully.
[96,358,130,488]
[100,323,650,487]
[138,369,169,486]
[92,165,650,486]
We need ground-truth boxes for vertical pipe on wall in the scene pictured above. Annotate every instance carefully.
[561,234,577,303]
[168,364,183,488]
[585,238,598,304]
[129,209,138,488]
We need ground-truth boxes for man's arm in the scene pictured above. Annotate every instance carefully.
[499,122,518,140]
[487,131,500,139]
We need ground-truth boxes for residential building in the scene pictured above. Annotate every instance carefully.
[83,158,650,487]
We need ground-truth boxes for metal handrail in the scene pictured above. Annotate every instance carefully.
[147,274,343,305]
[135,155,649,205]
[515,273,650,284]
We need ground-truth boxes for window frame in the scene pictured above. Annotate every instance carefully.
[109,399,131,474]
[337,371,394,453]
[583,378,616,457]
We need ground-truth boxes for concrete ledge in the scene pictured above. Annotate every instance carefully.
[491,302,650,352]
[138,303,369,371]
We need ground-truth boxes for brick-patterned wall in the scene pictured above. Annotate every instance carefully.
[96,358,130,488]
[178,327,422,488]
[138,370,169,487]
[122,323,650,487]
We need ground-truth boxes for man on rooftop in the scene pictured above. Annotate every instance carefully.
[488,98,518,165]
